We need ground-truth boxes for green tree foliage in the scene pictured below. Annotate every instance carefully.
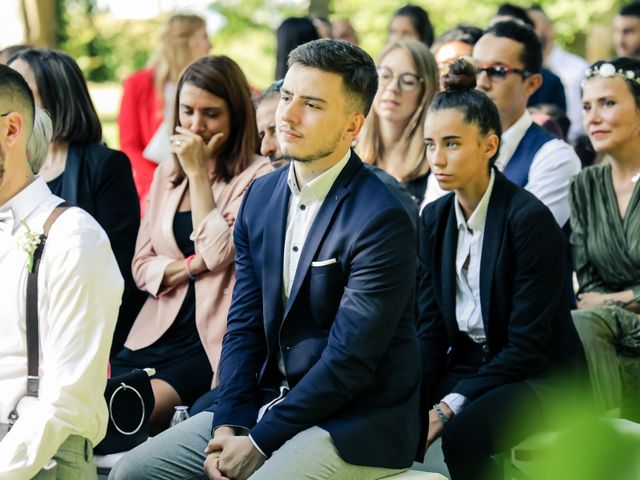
[54,0,627,85]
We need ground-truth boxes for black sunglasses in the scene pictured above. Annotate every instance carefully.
[475,64,532,80]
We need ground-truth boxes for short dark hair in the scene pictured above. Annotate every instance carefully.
[287,39,378,116]
[429,59,502,166]
[0,63,35,133]
[620,1,640,17]
[275,17,319,80]
[495,3,535,27]
[485,20,543,74]
[173,55,258,185]
[8,49,101,144]
[432,24,483,53]
[392,4,435,47]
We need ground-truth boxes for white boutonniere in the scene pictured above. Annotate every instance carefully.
[17,221,43,273]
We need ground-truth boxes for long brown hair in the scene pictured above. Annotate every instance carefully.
[147,13,206,106]
[171,55,258,185]
[356,39,438,182]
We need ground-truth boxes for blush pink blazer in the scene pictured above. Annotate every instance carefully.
[125,156,273,383]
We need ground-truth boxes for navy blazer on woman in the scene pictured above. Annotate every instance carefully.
[211,151,425,469]
[56,143,145,355]
[417,170,583,405]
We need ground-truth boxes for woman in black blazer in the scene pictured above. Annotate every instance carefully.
[417,59,584,480]
[9,49,144,357]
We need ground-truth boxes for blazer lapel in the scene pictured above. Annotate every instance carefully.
[284,152,360,318]
[60,144,82,207]
[262,168,291,342]
[479,171,507,336]
[440,201,459,338]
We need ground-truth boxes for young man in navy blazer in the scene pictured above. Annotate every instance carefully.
[110,39,425,480]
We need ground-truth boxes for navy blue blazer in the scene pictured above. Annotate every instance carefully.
[417,171,583,405]
[212,151,425,468]
[55,143,145,356]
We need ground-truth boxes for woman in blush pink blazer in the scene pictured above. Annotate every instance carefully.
[111,55,272,434]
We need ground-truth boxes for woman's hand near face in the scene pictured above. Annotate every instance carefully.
[170,126,224,178]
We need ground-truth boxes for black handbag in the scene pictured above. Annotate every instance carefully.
[94,369,155,454]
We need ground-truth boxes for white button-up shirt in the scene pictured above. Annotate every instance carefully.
[0,178,123,479]
[423,111,581,228]
[282,150,350,300]
[546,46,589,142]
[441,171,495,416]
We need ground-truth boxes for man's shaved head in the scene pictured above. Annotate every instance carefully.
[0,64,35,136]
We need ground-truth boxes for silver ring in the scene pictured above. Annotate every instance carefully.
[174,140,182,147]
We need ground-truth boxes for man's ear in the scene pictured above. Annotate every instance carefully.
[524,73,543,99]
[2,112,26,149]
[344,112,366,141]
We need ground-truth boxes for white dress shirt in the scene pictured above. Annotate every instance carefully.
[495,111,580,227]
[546,46,589,142]
[441,171,495,415]
[282,150,350,300]
[0,178,123,479]
[422,111,581,228]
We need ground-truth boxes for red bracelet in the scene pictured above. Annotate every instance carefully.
[184,254,197,281]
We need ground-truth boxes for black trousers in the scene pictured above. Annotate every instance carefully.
[433,336,546,480]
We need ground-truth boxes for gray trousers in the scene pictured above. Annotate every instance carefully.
[109,412,406,480]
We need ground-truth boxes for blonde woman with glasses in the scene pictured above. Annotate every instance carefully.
[357,39,438,207]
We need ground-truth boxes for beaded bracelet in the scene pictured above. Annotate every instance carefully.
[433,403,449,425]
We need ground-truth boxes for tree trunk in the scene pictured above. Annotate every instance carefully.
[22,0,57,48]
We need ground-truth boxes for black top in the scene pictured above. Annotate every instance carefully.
[52,142,145,357]
[154,211,201,352]
[46,173,64,196]
[403,171,430,208]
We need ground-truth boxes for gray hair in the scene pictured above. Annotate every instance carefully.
[27,107,52,174]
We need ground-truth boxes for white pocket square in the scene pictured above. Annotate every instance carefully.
[312,258,337,267]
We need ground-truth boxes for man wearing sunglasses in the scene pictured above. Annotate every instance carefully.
[472,19,580,230]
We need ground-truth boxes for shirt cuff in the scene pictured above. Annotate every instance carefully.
[248,434,267,458]
[441,393,468,416]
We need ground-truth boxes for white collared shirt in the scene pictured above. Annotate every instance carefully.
[546,46,589,142]
[422,111,580,228]
[0,178,123,479]
[441,171,495,416]
[453,170,495,343]
[282,150,350,300]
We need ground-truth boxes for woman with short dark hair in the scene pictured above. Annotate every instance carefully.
[9,48,144,359]
[111,56,272,433]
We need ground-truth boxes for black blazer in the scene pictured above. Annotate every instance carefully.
[212,152,425,468]
[417,171,583,404]
[58,143,145,355]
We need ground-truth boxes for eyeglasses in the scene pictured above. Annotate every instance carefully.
[0,112,10,117]
[475,64,532,81]
[377,67,424,92]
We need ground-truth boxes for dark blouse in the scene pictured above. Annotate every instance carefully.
[570,164,640,297]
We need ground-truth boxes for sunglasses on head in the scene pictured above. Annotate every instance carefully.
[475,64,532,80]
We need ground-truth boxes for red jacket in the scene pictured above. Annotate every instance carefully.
[118,68,163,216]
